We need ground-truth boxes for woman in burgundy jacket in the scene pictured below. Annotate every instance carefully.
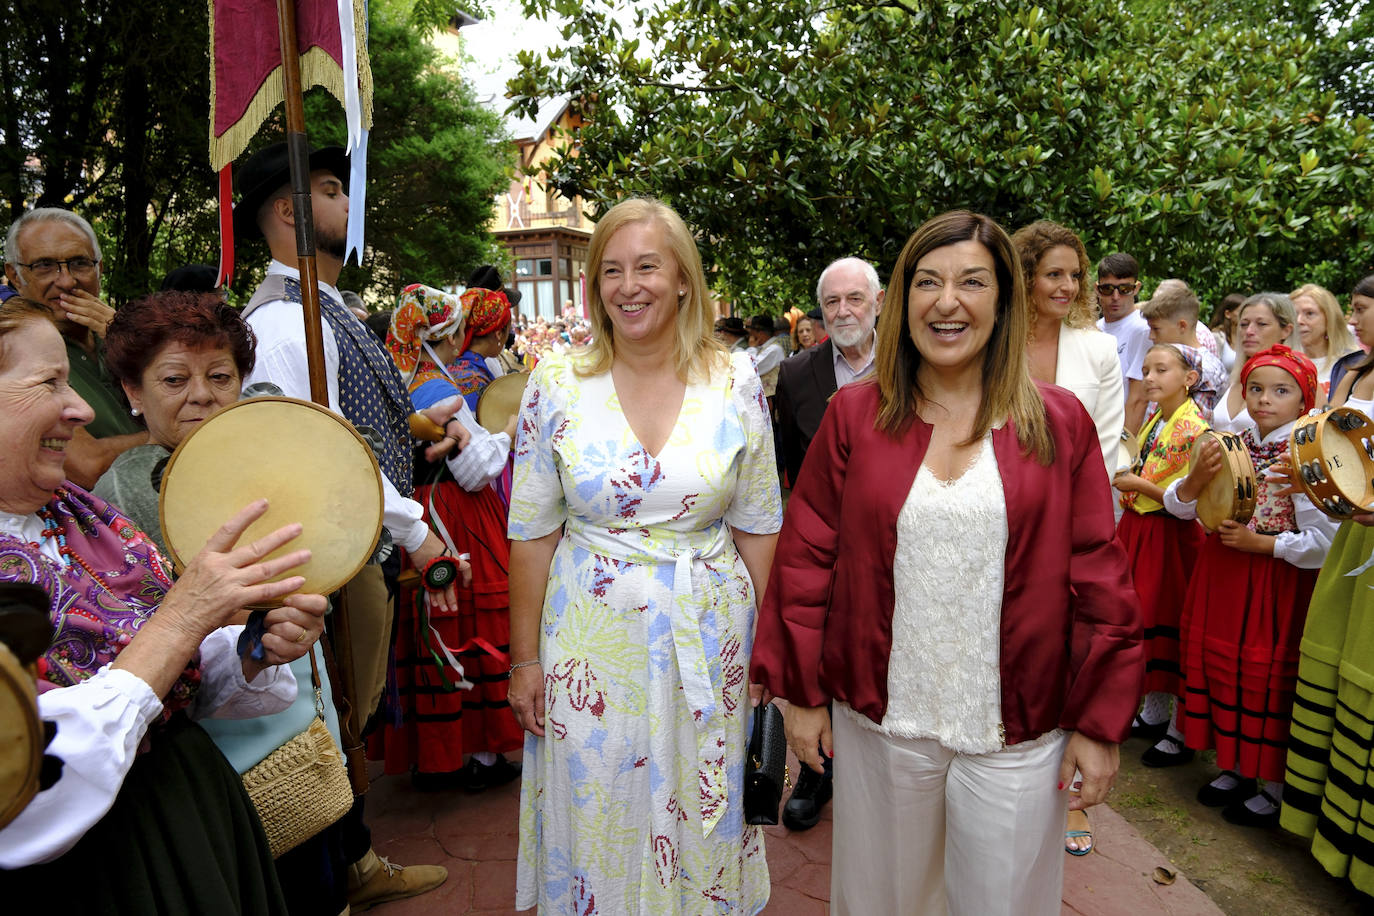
[751,211,1142,915]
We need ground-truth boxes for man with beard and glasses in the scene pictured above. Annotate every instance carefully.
[771,256,883,832]
[233,142,455,912]
[775,257,884,486]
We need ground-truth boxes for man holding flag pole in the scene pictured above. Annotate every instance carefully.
[212,0,454,909]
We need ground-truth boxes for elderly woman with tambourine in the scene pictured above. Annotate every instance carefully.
[0,297,327,911]
[88,290,389,915]
[376,285,523,791]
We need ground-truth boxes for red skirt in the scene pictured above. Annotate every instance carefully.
[1178,533,1318,781]
[1115,510,1204,696]
[371,480,524,775]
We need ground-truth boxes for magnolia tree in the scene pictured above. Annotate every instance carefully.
[509,0,1374,314]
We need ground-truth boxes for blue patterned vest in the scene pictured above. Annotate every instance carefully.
[245,273,414,496]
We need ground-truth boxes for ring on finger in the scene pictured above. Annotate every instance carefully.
[294,626,309,644]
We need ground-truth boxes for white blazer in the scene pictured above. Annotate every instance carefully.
[1055,323,1129,476]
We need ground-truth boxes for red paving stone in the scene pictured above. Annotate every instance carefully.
[366,753,1223,915]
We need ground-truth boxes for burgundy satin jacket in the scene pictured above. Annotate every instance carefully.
[751,380,1143,745]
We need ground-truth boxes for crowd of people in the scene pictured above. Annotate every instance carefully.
[1,144,1373,916]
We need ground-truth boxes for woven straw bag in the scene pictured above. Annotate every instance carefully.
[241,646,353,857]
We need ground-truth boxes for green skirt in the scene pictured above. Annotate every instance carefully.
[1283,521,1374,895]
[0,714,288,914]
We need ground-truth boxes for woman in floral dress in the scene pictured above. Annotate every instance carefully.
[506,198,782,915]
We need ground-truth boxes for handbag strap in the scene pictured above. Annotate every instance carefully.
[306,644,325,719]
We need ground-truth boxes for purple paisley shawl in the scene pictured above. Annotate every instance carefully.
[0,485,197,714]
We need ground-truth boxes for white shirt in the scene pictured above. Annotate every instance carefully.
[854,436,1008,753]
[1162,420,1338,568]
[748,337,786,377]
[242,261,429,552]
[832,330,878,389]
[0,510,296,866]
[1096,309,1153,392]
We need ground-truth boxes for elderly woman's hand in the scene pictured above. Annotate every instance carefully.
[1059,732,1120,809]
[241,594,329,681]
[158,499,313,640]
[784,704,832,775]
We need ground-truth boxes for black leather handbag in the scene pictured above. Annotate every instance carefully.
[743,702,788,825]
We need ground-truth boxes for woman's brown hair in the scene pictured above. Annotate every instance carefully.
[874,211,1052,464]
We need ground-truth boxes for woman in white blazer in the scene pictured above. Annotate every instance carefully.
[1012,220,1128,861]
[1013,221,1127,479]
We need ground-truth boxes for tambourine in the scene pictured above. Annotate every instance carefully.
[476,371,531,435]
[159,397,384,598]
[1290,406,1374,519]
[0,583,54,830]
[1193,429,1257,532]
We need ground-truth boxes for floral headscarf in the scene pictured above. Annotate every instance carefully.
[385,284,464,384]
[1240,343,1319,412]
[1166,343,1219,414]
[459,287,511,354]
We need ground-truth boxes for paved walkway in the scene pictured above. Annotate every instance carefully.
[366,751,1223,915]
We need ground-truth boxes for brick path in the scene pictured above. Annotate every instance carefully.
[367,751,1223,915]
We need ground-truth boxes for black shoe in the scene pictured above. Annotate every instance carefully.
[1130,713,1169,742]
[457,755,521,793]
[1221,790,1281,828]
[1141,734,1195,768]
[782,765,833,831]
[1196,773,1257,808]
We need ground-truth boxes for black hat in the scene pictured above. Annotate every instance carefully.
[160,263,220,293]
[745,314,774,333]
[714,316,746,336]
[467,265,503,291]
[0,582,52,665]
[233,142,349,242]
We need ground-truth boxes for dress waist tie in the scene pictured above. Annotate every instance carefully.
[566,521,732,837]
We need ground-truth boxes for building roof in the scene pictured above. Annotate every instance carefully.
[466,67,569,144]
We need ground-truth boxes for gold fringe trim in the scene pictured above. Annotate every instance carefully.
[354,0,374,130]
[209,1,374,172]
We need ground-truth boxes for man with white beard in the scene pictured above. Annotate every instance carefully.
[771,257,883,832]
[775,257,884,486]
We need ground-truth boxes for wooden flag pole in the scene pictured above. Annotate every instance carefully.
[275,0,329,406]
[275,0,369,794]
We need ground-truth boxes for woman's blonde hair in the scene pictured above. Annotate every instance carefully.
[1290,282,1356,360]
[874,210,1053,464]
[578,197,726,382]
[1011,220,1094,332]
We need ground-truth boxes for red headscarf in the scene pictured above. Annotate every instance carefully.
[1239,343,1319,411]
[460,288,511,354]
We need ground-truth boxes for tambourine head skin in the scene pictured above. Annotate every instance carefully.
[1291,406,1374,519]
[476,371,531,434]
[159,397,385,598]
[1193,430,1257,532]
[0,643,42,830]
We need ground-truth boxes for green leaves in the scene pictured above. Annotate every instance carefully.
[510,0,1374,313]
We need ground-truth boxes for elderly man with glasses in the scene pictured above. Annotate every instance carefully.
[3,209,147,486]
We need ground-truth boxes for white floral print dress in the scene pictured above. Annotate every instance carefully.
[509,349,781,915]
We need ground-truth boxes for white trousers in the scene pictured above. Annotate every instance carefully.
[830,709,1069,916]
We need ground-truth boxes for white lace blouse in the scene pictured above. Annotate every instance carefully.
[845,435,1010,753]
